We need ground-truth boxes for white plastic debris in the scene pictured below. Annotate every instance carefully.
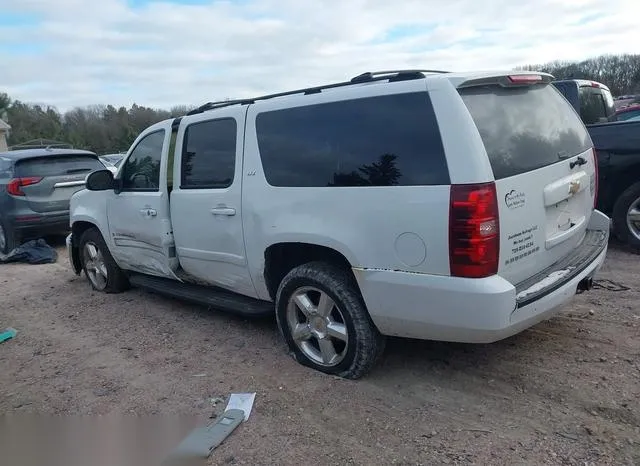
[225,393,256,421]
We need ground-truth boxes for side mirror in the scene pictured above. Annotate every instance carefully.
[86,169,115,191]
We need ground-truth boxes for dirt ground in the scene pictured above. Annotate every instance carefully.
[0,239,639,465]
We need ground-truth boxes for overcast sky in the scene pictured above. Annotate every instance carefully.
[0,0,637,111]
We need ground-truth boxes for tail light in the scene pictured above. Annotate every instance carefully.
[591,148,598,208]
[449,182,500,278]
[7,177,42,196]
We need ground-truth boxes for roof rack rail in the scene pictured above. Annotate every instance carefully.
[186,99,253,115]
[187,69,448,116]
[350,69,449,83]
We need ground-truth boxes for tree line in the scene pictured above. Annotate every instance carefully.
[0,92,194,154]
[519,53,640,96]
[1,54,639,154]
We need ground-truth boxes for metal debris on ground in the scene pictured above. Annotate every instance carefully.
[162,393,256,464]
[162,409,245,464]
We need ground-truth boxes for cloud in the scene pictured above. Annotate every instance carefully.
[0,0,637,111]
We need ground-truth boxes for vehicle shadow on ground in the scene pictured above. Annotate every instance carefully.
[607,235,639,255]
[380,335,513,371]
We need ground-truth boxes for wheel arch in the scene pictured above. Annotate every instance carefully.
[263,241,357,301]
[70,220,101,274]
[602,160,640,215]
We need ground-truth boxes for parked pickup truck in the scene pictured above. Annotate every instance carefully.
[553,79,640,249]
[68,70,610,379]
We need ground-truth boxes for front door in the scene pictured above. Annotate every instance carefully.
[169,107,257,297]
[106,121,176,278]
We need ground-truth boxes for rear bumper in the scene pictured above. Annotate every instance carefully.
[11,211,70,235]
[353,210,610,343]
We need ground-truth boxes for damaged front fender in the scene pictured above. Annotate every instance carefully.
[66,234,82,275]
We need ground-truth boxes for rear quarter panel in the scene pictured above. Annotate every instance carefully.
[241,80,452,300]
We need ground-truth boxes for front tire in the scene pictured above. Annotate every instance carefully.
[79,228,129,293]
[612,181,640,251]
[275,261,385,379]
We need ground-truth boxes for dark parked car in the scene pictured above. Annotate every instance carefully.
[553,79,640,249]
[0,148,104,254]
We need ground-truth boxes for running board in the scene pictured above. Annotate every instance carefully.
[128,273,274,317]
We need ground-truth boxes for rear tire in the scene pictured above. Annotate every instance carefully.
[275,261,385,379]
[79,228,129,293]
[0,219,20,255]
[612,182,640,252]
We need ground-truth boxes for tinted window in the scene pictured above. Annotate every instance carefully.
[579,88,607,124]
[121,130,165,191]
[459,84,591,180]
[16,155,103,177]
[256,92,449,187]
[181,118,236,189]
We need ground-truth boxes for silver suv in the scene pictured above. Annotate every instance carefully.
[0,148,104,254]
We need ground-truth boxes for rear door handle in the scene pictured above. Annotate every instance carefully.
[211,207,236,216]
[569,156,587,169]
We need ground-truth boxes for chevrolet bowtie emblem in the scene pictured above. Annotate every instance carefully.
[569,180,580,195]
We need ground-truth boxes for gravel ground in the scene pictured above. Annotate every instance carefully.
[0,240,639,465]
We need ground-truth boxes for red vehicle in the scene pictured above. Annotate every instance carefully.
[615,103,640,121]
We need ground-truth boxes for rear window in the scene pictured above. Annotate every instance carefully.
[256,92,449,187]
[459,84,591,180]
[578,86,616,124]
[16,155,103,178]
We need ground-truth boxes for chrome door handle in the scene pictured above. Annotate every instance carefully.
[211,207,236,216]
[140,208,157,217]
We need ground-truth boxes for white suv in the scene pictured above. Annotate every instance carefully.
[68,70,610,379]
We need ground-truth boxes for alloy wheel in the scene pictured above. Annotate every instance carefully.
[286,286,349,367]
[83,242,108,290]
[626,196,640,242]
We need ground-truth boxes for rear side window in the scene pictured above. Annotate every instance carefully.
[15,154,103,178]
[181,118,237,189]
[256,92,449,187]
[579,87,608,124]
[459,84,591,180]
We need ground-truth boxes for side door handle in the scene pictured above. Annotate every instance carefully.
[140,208,157,217]
[210,207,236,216]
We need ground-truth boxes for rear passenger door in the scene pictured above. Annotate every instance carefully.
[170,107,256,297]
